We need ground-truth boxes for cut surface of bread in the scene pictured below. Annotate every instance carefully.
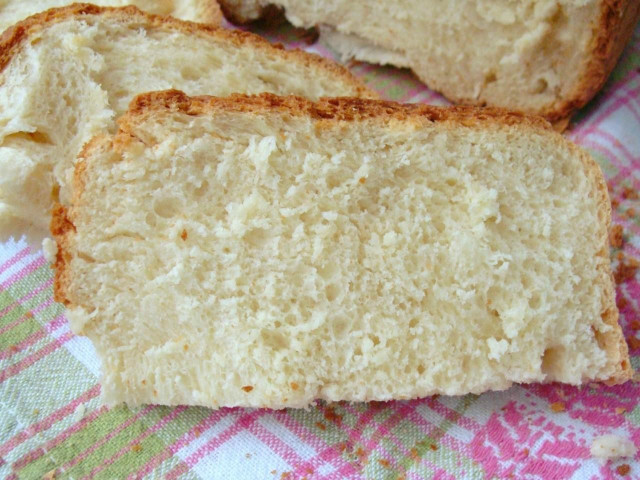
[0,0,222,33]
[219,0,640,122]
[54,90,631,408]
[0,4,373,242]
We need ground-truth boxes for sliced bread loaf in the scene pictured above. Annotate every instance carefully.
[219,0,640,123]
[0,0,222,33]
[54,90,631,408]
[0,4,373,241]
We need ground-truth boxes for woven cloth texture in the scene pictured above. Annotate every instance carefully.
[1,18,639,480]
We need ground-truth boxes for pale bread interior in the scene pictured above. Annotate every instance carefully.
[0,6,370,241]
[219,0,609,119]
[56,93,629,408]
[0,0,221,33]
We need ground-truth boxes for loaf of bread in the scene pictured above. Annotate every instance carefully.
[0,4,373,241]
[219,0,640,123]
[0,0,222,33]
[53,90,631,408]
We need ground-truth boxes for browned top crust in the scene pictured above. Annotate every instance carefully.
[124,89,553,130]
[543,0,640,122]
[0,3,374,99]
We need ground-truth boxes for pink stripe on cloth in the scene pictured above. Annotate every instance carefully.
[0,313,65,360]
[246,419,304,466]
[0,384,100,457]
[12,405,109,471]
[0,256,46,290]
[424,396,482,433]
[321,403,401,473]
[592,127,640,164]
[165,410,267,480]
[130,408,232,479]
[301,445,358,480]
[572,82,640,141]
[0,246,31,275]
[0,331,72,383]
[272,411,358,478]
[0,278,54,326]
[79,405,170,480]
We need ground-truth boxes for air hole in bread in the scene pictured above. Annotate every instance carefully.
[325,284,339,302]
[532,78,549,94]
[153,197,180,218]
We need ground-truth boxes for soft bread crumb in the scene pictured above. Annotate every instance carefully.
[73,403,86,422]
[42,237,58,263]
[590,435,637,464]
[0,5,372,243]
[219,0,640,122]
[0,1,222,34]
[54,93,631,408]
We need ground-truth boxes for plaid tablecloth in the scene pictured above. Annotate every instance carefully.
[1,18,640,480]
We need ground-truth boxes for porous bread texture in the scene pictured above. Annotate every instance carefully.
[0,4,373,242]
[54,91,631,408]
[0,0,222,33]
[219,0,640,122]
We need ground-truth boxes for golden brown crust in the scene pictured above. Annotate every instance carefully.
[0,3,374,99]
[572,145,633,384]
[50,203,74,306]
[123,89,553,131]
[543,0,640,123]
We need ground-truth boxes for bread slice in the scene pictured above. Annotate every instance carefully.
[219,0,640,123]
[0,4,373,242]
[0,0,222,34]
[53,90,631,408]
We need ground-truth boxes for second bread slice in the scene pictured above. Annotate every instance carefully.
[54,91,630,408]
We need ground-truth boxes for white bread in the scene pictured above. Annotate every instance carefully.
[219,0,640,123]
[53,90,631,408]
[0,0,222,33]
[0,4,373,242]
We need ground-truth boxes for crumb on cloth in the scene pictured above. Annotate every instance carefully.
[590,434,637,464]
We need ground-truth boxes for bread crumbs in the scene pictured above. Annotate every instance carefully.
[242,386,254,392]
[550,402,566,413]
[181,229,188,240]
[42,469,56,480]
[610,225,624,248]
[616,407,627,415]
[315,421,326,430]
[618,297,629,310]
[324,406,343,425]
[622,187,638,200]
[131,444,142,453]
[615,255,639,283]
[378,459,390,468]
[627,337,640,350]
[617,464,631,476]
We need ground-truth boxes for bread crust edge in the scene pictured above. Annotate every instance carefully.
[0,3,375,100]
